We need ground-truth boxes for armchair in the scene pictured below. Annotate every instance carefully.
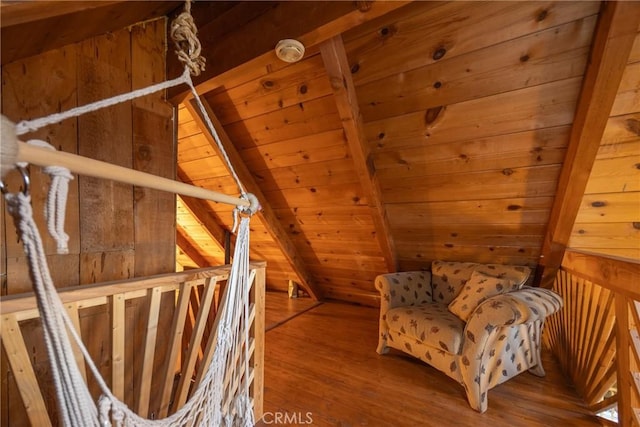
[375,261,563,413]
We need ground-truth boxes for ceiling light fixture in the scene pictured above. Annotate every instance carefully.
[275,39,305,63]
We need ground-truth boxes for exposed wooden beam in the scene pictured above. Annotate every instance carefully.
[320,35,397,273]
[1,1,181,65]
[176,225,209,268]
[182,100,324,301]
[0,1,121,27]
[538,1,640,287]
[168,1,411,102]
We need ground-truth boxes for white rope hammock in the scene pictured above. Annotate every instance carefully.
[1,1,259,425]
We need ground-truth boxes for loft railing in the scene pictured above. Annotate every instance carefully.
[545,250,640,427]
[0,262,266,426]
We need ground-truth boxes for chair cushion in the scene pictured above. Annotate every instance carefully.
[448,271,518,322]
[386,303,465,354]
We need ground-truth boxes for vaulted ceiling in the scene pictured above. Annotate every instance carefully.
[3,1,639,306]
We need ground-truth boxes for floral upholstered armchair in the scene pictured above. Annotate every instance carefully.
[375,261,563,413]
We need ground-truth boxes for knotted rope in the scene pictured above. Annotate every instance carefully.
[16,140,73,254]
[170,0,206,76]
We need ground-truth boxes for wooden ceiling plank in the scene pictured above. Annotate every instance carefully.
[182,100,324,301]
[176,225,209,268]
[169,1,411,102]
[538,1,640,287]
[320,35,397,273]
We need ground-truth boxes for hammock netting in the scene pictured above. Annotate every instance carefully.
[2,1,259,425]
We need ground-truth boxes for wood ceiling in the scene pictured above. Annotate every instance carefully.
[2,1,639,305]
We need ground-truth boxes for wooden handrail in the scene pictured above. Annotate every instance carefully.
[561,249,640,300]
[0,262,266,316]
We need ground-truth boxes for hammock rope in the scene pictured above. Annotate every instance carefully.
[2,0,259,425]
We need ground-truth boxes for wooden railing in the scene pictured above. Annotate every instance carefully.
[545,250,640,426]
[0,262,265,426]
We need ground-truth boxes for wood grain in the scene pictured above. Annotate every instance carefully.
[357,16,596,122]
[345,1,599,87]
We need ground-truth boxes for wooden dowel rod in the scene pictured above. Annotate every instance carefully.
[18,142,250,207]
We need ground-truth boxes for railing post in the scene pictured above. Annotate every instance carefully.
[615,293,632,427]
[251,263,266,421]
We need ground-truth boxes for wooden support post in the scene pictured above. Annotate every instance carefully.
[251,265,266,421]
[172,278,217,411]
[136,286,162,417]
[64,301,87,382]
[158,280,195,418]
[111,293,126,401]
[320,35,398,272]
[538,2,640,287]
[1,315,52,427]
[616,294,633,427]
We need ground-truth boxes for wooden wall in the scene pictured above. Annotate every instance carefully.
[173,1,605,304]
[346,1,601,272]
[568,30,640,261]
[0,18,176,425]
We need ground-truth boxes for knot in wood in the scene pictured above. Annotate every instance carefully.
[502,168,514,176]
[330,76,345,91]
[432,47,447,61]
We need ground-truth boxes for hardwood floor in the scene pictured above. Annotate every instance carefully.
[258,293,599,426]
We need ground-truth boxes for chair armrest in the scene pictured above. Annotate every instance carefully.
[459,287,562,412]
[375,271,433,313]
[461,287,563,356]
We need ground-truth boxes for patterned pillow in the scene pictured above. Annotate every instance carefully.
[448,270,517,322]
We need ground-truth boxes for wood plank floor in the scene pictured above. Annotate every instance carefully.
[258,292,599,426]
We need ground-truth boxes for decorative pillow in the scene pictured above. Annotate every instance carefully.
[448,271,517,322]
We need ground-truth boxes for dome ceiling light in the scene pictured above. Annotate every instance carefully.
[275,39,305,63]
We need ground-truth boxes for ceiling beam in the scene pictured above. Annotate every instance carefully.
[182,100,324,301]
[0,1,122,28]
[1,1,181,65]
[320,35,397,273]
[176,225,209,268]
[168,0,411,102]
[538,1,640,288]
